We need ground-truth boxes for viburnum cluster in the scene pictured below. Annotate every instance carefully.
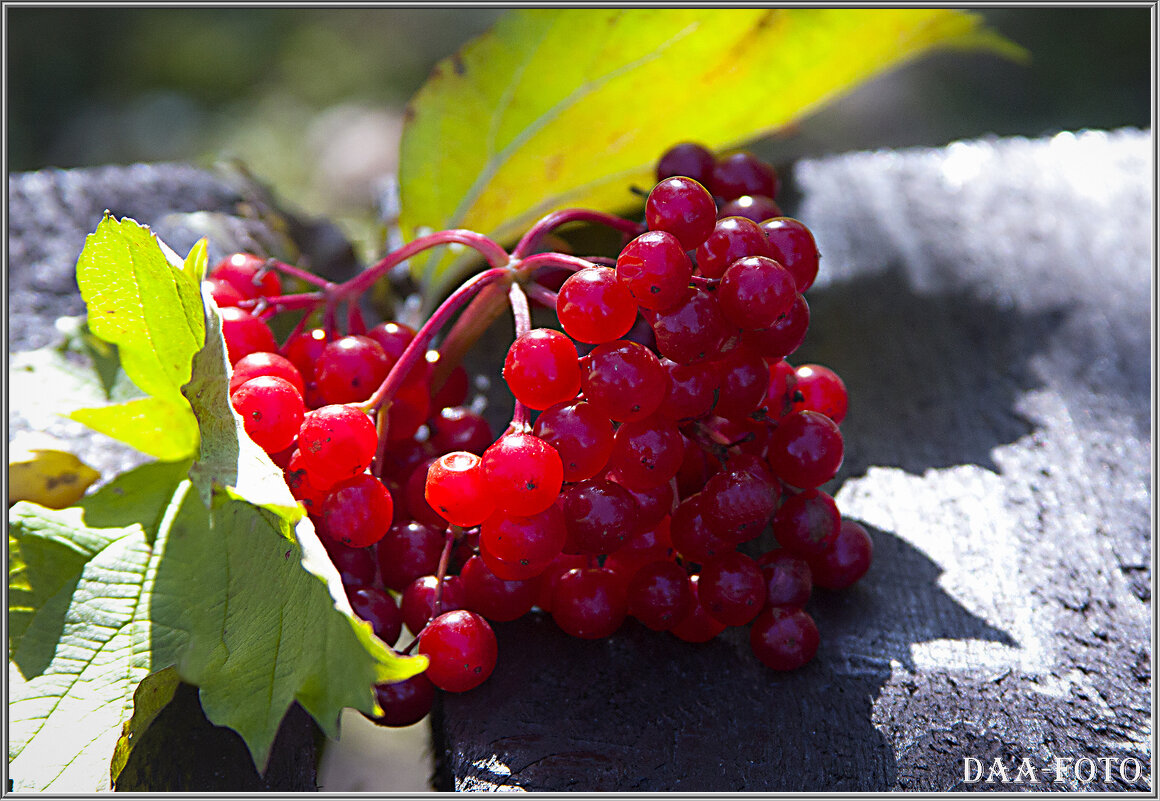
[208,141,872,727]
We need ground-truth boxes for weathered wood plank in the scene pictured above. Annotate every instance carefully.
[435,129,1152,792]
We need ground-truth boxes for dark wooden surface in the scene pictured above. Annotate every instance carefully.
[435,129,1153,792]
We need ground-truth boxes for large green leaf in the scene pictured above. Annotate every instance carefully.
[399,8,1023,295]
[70,216,202,459]
[9,222,427,792]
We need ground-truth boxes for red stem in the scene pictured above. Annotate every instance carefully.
[339,229,509,300]
[265,258,334,289]
[513,209,644,259]
[361,266,513,415]
[514,252,600,278]
[525,283,558,310]
[507,282,533,431]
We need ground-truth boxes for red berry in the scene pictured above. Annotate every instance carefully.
[418,610,498,692]
[551,567,627,639]
[376,521,446,592]
[579,340,669,423]
[749,606,819,671]
[479,504,566,575]
[557,266,638,344]
[767,410,844,488]
[808,518,873,590]
[230,375,304,455]
[698,551,766,626]
[206,277,245,308]
[401,574,467,634]
[772,488,841,558]
[710,152,779,201]
[209,252,281,300]
[645,289,731,365]
[701,459,781,545]
[281,327,330,382]
[558,479,639,555]
[297,404,378,486]
[348,584,404,646]
[693,216,773,279]
[366,321,417,363]
[429,406,493,455]
[481,433,564,516]
[718,195,783,224]
[645,176,717,251]
[670,574,727,643]
[656,142,715,185]
[459,554,541,622]
[616,230,694,312]
[425,451,496,528]
[368,673,435,727]
[502,328,581,411]
[670,492,730,564]
[318,474,395,548]
[627,559,692,631]
[230,351,305,397]
[760,217,820,293]
[710,347,771,422]
[315,335,391,405]
[792,364,848,424]
[532,400,615,482]
[220,306,278,365]
[756,550,813,608]
[718,255,797,331]
[743,293,810,361]
[606,415,685,491]
[656,358,722,422]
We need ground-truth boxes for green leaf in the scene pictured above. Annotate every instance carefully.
[183,236,210,285]
[77,214,205,407]
[399,8,1023,294]
[69,397,199,462]
[8,459,425,792]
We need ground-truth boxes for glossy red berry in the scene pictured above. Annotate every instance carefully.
[743,293,810,361]
[281,327,330,382]
[220,306,278,365]
[698,551,767,626]
[756,550,813,608]
[502,328,581,411]
[718,195,783,224]
[418,610,498,692]
[557,266,638,344]
[718,255,797,331]
[606,415,685,491]
[749,606,820,671]
[209,252,281,300]
[772,488,841,558]
[368,673,436,727]
[760,217,821,293]
[459,554,541,622]
[425,451,496,527]
[230,351,305,397]
[710,347,771,422]
[808,518,873,590]
[532,400,615,482]
[479,504,566,576]
[481,433,564,516]
[669,493,730,564]
[693,216,773,279]
[230,375,305,455]
[645,176,717,251]
[656,142,715,185]
[376,521,446,592]
[701,459,781,545]
[710,152,779,201]
[579,340,669,423]
[767,410,844,488]
[429,406,493,455]
[315,335,391,405]
[616,230,694,312]
[551,567,627,639]
[627,559,692,631]
[401,574,467,634]
[793,364,848,424]
[318,474,395,548]
[558,479,639,555]
[297,404,378,486]
[670,574,727,643]
[348,585,404,646]
[645,289,731,364]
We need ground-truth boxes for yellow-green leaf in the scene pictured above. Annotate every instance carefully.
[399,8,1023,295]
[69,397,199,462]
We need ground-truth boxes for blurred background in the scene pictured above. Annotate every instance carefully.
[7,7,1152,255]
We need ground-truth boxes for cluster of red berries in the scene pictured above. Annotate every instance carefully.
[209,141,872,729]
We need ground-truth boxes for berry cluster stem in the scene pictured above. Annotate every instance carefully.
[513,209,645,259]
